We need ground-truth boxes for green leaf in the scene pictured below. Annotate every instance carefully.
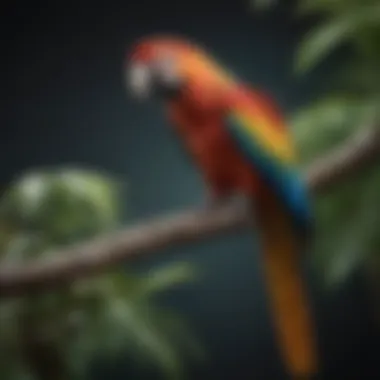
[291,96,376,163]
[312,168,380,288]
[57,168,122,229]
[0,168,123,252]
[295,18,354,74]
[295,4,380,73]
[70,297,185,379]
[63,262,200,379]
[134,262,197,298]
[117,304,185,380]
[326,181,380,287]
[0,168,201,380]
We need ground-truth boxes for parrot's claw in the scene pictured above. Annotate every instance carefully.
[204,197,224,210]
[203,193,230,211]
[203,192,246,211]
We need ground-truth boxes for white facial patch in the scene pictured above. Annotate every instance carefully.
[127,63,152,99]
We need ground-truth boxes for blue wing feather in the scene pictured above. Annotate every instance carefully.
[225,113,312,234]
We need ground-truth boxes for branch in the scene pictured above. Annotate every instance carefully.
[1,127,380,297]
[307,127,380,192]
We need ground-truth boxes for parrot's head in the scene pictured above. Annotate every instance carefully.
[125,35,234,101]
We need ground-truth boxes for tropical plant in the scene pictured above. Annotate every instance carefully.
[0,168,202,380]
[291,0,380,286]
[251,0,380,287]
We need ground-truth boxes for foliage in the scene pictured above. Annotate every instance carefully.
[0,169,203,380]
[272,0,379,286]
[251,0,380,286]
[295,1,380,75]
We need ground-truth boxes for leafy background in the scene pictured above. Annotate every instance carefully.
[0,170,203,380]
[284,0,380,288]
[1,0,379,379]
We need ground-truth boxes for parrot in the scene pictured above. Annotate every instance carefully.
[125,35,319,379]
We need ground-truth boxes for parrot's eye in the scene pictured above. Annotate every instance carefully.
[127,63,152,99]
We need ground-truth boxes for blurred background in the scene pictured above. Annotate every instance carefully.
[1,0,380,379]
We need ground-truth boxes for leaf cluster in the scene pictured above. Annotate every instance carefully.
[0,169,202,380]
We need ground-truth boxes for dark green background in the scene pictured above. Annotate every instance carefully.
[1,0,379,378]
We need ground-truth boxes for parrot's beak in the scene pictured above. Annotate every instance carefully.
[127,59,183,100]
[126,63,152,100]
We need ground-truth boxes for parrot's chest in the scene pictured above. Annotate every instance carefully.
[170,107,231,162]
[168,104,255,192]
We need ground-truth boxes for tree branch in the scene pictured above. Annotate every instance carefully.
[1,127,380,297]
[307,127,380,193]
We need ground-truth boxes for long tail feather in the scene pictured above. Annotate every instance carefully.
[255,190,318,379]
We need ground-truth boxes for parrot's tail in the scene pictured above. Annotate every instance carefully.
[254,190,318,380]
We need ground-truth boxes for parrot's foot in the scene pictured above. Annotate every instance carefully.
[203,193,247,212]
[203,196,228,210]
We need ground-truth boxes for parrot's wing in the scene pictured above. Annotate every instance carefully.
[223,94,311,232]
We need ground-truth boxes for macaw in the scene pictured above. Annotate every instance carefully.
[126,35,318,379]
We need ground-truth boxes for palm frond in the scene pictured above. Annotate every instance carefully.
[295,3,380,74]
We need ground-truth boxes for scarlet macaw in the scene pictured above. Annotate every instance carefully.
[126,35,318,379]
